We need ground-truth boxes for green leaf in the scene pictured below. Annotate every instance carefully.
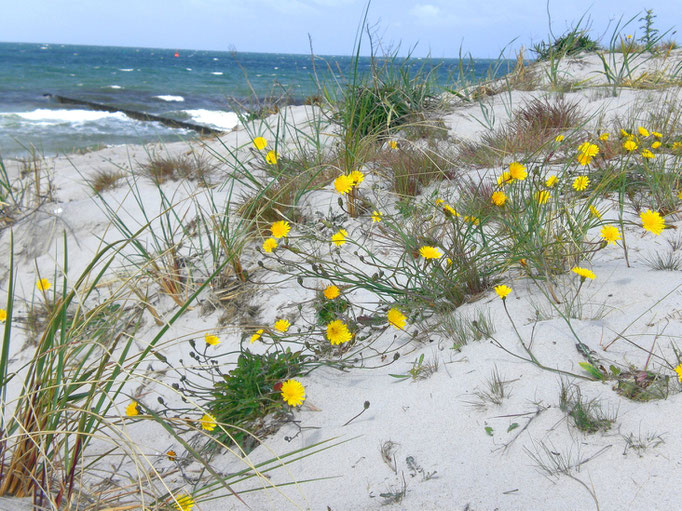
[507,422,519,432]
[579,362,604,380]
[389,373,410,379]
[484,426,494,436]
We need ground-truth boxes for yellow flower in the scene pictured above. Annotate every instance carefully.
[641,149,654,159]
[265,151,278,165]
[535,190,551,204]
[623,140,638,152]
[674,141,682,151]
[270,220,290,239]
[200,413,217,431]
[679,190,682,200]
[600,225,621,245]
[638,126,650,137]
[262,237,278,253]
[651,141,661,149]
[0,309,6,322]
[620,129,631,137]
[388,140,398,150]
[250,329,264,343]
[494,284,512,299]
[464,215,480,226]
[545,175,557,187]
[497,171,513,186]
[435,198,445,205]
[509,162,527,181]
[204,333,220,346]
[331,229,348,246]
[252,137,267,150]
[174,493,195,511]
[652,131,662,139]
[599,133,609,141]
[323,285,340,300]
[675,364,682,382]
[274,319,290,332]
[555,134,564,142]
[577,142,599,166]
[334,174,354,194]
[371,210,383,222]
[572,267,596,280]
[640,209,665,235]
[491,191,507,206]
[37,278,51,291]
[443,204,459,217]
[281,379,306,407]
[326,319,352,345]
[350,170,364,185]
[589,205,602,218]
[419,245,442,259]
[572,176,590,191]
[125,401,139,417]
[387,308,406,330]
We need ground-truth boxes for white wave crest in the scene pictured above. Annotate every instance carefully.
[119,68,134,72]
[108,85,122,89]
[211,72,223,75]
[155,95,185,102]
[3,109,129,125]
[184,109,239,131]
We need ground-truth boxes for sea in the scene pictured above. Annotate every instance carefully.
[0,42,511,159]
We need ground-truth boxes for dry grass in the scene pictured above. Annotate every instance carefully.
[139,152,216,184]
[375,145,455,198]
[90,168,127,193]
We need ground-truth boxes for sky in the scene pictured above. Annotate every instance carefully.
[2,0,681,58]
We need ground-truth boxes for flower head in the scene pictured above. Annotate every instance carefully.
[497,171,513,186]
[350,170,364,186]
[675,364,682,382]
[599,133,610,141]
[651,141,661,149]
[265,151,278,165]
[641,149,654,159]
[638,126,650,137]
[545,175,557,188]
[623,140,638,152]
[620,129,631,137]
[443,204,459,217]
[600,225,621,245]
[494,284,512,299]
[334,174,354,194]
[491,191,507,206]
[509,162,527,181]
[419,245,442,260]
[281,379,306,407]
[252,137,267,150]
[652,131,662,139]
[535,190,551,204]
[250,329,264,343]
[262,238,278,253]
[572,176,590,191]
[578,142,599,157]
[572,267,596,280]
[174,493,195,511]
[204,333,220,346]
[555,134,564,142]
[200,413,217,431]
[331,229,348,246]
[274,319,290,332]
[0,309,6,323]
[326,319,352,345]
[589,205,602,218]
[323,285,340,300]
[387,308,407,330]
[388,140,398,150]
[270,220,290,239]
[640,209,665,235]
[126,401,139,417]
[37,278,51,292]
[371,210,383,222]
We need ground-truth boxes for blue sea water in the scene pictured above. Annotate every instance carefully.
[0,42,510,158]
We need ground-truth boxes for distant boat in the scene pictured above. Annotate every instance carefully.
[174,52,179,57]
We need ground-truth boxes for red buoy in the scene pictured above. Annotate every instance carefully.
[174,52,179,57]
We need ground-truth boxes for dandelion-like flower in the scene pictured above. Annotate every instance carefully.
[674,142,682,151]
[250,329,264,343]
[494,284,512,299]
[620,129,631,137]
[589,205,602,218]
[323,285,340,300]
[334,174,354,194]
[577,142,599,166]
[651,141,661,149]
[204,333,220,346]
[0,309,6,322]
[443,204,459,217]
[641,149,654,159]
[652,131,662,139]
[572,267,596,280]
[419,245,442,259]
[638,126,650,137]
[265,151,278,165]
[623,140,638,152]
[174,493,195,511]
[572,176,590,191]
[252,137,267,150]
[599,133,609,141]
[388,140,398,150]
[491,191,507,206]
[326,319,352,345]
[371,210,383,222]
[126,401,139,417]
[37,278,51,291]
[536,190,551,204]
[331,229,348,246]
[497,171,513,186]
[640,209,665,235]
[600,225,621,245]
[435,198,445,205]
[350,170,364,185]
[675,364,682,382]
[545,175,557,187]
[387,308,406,330]
[262,238,278,253]
[281,379,306,407]
[555,134,564,142]
[200,413,217,431]
[270,220,290,239]
[464,215,480,226]
[274,319,290,332]
[509,162,527,181]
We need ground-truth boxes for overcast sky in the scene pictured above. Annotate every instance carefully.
[2,0,680,57]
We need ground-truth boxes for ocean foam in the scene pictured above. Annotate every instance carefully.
[184,109,239,131]
[108,85,123,89]
[155,95,185,102]
[119,68,134,72]
[211,72,223,75]
[5,109,129,125]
